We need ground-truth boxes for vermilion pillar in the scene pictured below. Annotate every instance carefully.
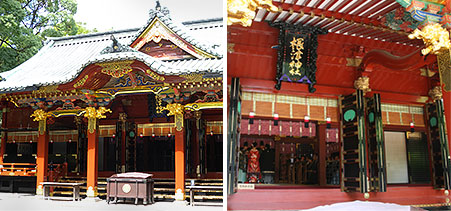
[85,107,111,198]
[86,126,98,197]
[165,103,186,201]
[174,127,186,200]
[36,130,49,195]
[30,109,49,195]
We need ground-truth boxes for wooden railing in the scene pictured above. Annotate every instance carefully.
[0,163,36,176]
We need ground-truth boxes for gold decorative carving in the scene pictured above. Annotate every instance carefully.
[145,69,165,81]
[155,95,165,114]
[84,107,112,134]
[98,60,134,78]
[346,58,362,67]
[429,86,443,100]
[32,85,60,95]
[408,23,451,55]
[31,109,50,135]
[164,103,184,131]
[73,75,89,88]
[119,113,127,123]
[227,0,278,27]
[438,49,451,92]
[119,112,127,128]
[184,102,223,111]
[354,76,371,93]
[181,73,204,83]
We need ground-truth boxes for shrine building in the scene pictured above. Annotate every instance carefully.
[228,0,451,209]
[0,2,223,202]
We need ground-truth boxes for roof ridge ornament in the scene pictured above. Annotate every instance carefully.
[149,0,171,20]
[100,35,135,54]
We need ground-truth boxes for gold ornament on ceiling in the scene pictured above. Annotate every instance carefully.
[228,0,279,27]
[429,86,443,101]
[354,76,371,93]
[408,23,451,55]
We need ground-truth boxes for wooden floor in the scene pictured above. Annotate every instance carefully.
[227,185,450,210]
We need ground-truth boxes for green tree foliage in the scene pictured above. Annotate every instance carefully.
[0,0,95,72]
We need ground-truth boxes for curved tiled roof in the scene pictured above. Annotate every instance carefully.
[0,28,222,92]
[0,10,223,93]
[130,7,222,57]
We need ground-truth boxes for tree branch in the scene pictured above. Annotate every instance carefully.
[0,39,18,51]
[21,0,33,9]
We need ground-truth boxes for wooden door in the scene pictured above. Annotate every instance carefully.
[427,100,451,189]
[339,90,368,193]
[366,94,387,192]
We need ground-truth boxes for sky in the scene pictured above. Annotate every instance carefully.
[74,0,223,32]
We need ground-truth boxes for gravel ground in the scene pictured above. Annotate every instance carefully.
[0,193,223,211]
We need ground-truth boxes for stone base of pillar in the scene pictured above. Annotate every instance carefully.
[86,186,98,197]
[174,188,185,201]
[36,185,43,195]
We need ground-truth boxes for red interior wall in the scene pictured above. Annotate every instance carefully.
[228,22,429,98]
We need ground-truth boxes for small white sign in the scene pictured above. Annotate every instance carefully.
[237,183,255,190]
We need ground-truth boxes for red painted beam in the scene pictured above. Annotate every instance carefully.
[228,77,429,105]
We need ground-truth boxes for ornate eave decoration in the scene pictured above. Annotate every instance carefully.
[84,107,111,134]
[184,101,223,111]
[164,103,184,131]
[408,22,451,55]
[98,60,134,78]
[268,22,327,92]
[227,0,278,27]
[31,109,51,135]
[396,0,451,28]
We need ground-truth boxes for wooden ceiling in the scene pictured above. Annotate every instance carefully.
[254,0,423,46]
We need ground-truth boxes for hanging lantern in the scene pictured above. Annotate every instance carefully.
[152,133,156,138]
[210,131,214,136]
[140,133,143,138]
[112,134,116,138]
[273,113,279,126]
[326,117,331,129]
[410,122,415,132]
[168,133,171,137]
[249,111,255,124]
[304,115,310,128]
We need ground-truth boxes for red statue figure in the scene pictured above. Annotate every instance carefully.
[247,142,261,183]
